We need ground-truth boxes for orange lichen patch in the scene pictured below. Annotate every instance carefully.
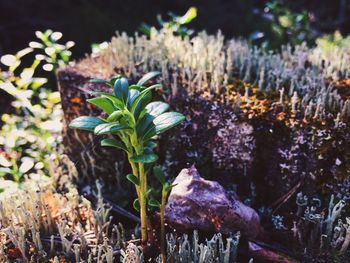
[221,80,277,118]
[42,191,61,217]
[277,112,287,121]
[70,96,82,104]
[334,79,350,99]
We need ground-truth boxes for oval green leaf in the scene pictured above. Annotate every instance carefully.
[136,113,156,139]
[107,111,123,122]
[114,77,129,104]
[130,84,161,114]
[133,199,140,212]
[126,174,140,186]
[69,116,105,131]
[131,153,158,163]
[137,71,160,86]
[148,199,160,208]
[87,97,115,115]
[101,138,128,152]
[89,91,124,110]
[94,123,131,135]
[145,140,157,150]
[154,112,185,135]
[146,101,169,117]
[153,166,166,185]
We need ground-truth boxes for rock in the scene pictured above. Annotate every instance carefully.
[165,166,261,239]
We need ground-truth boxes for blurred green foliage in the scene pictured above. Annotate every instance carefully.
[0,30,73,193]
[139,7,197,37]
[316,30,350,53]
[251,0,316,49]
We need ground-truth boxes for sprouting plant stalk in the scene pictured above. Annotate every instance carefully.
[153,166,175,263]
[160,186,167,263]
[69,72,185,245]
[134,143,148,243]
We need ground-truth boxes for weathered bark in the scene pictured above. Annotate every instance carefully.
[57,58,125,186]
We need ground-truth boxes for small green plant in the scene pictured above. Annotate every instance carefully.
[69,72,185,244]
[139,7,197,37]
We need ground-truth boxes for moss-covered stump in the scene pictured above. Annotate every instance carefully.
[57,30,350,216]
[56,30,350,260]
[57,60,251,189]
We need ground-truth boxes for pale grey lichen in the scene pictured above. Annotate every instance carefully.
[119,230,240,263]
[100,29,350,120]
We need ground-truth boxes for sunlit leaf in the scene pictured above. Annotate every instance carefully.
[154,112,185,135]
[0,155,12,167]
[0,54,17,67]
[19,158,34,174]
[87,97,115,115]
[90,92,124,110]
[29,41,44,49]
[43,64,54,71]
[177,7,197,25]
[107,111,123,122]
[137,71,160,86]
[16,47,33,58]
[146,101,169,117]
[69,116,105,131]
[94,123,131,135]
[51,32,63,41]
[114,77,129,104]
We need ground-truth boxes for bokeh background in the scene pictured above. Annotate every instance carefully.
[1,0,350,58]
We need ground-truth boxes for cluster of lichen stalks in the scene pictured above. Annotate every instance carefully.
[95,29,350,261]
[0,156,241,262]
[101,29,350,121]
[0,158,120,262]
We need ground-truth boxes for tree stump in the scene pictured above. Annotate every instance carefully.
[57,54,285,205]
[57,57,125,186]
